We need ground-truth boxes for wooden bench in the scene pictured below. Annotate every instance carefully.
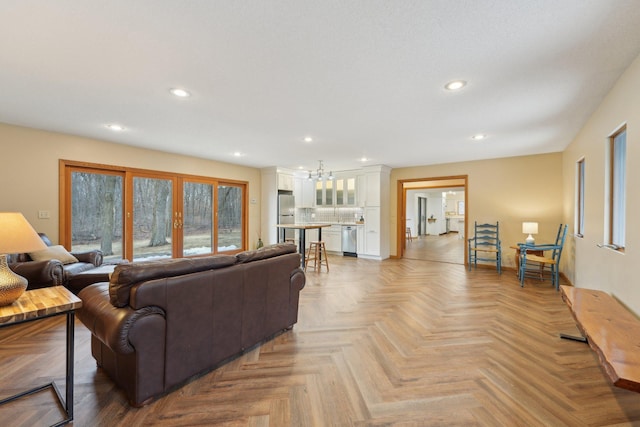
[560,285,640,393]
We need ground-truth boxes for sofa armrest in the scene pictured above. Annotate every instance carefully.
[288,267,306,326]
[78,283,165,354]
[9,259,64,287]
[72,250,103,267]
[291,267,306,292]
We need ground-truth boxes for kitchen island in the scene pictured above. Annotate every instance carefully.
[276,223,332,268]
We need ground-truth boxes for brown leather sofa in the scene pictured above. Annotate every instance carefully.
[77,243,305,407]
[8,233,103,289]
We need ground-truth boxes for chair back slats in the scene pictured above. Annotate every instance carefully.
[468,221,502,273]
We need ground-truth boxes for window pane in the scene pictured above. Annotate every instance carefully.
[612,130,626,247]
[217,185,242,252]
[336,179,344,205]
[71,171,123,262]
[133,177,173,260]
[325,180,333,205]
[183,181,213,256]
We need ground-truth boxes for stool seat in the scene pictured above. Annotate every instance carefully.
[305,241,329,272]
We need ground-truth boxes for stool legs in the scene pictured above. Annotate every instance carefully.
[305,241,329,272]
[406,227,413,241]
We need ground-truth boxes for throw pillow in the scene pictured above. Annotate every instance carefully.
[29,245,79,265]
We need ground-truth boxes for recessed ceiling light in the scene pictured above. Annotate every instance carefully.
[232,151,243,157]
[360,157,369,162]
[304,136,313,143]
[170,88,191,97]
[445,80,467,91]
[471,134,487,140]
[106,124,125,131]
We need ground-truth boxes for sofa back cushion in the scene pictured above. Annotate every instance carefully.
[109,255,237,307]
[235,243,297,264]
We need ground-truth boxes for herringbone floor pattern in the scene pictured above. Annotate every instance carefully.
[1,256,639,426]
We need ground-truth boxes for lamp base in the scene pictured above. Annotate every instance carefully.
[525,235,535,245]
[0,254,28,306]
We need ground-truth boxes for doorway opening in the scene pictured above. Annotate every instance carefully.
[398,176,467,265]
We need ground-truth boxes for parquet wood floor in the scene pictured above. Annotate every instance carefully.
[403,233,465,265]
[1,255,639,426]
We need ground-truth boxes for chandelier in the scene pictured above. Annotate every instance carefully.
[307,160,334,181]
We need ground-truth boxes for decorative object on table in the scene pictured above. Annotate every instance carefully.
[522,222,538,245]
[0,212,48,306]
[306,160,334,181]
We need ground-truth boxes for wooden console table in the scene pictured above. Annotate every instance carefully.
[0,286,82,425]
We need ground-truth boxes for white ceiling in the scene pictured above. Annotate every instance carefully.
[2,1,640,173]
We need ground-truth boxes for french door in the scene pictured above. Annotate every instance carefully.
[61,161,247,261]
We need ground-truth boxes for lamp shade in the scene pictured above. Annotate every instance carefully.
[0,212,47,254]
[522,222,538,235]
[0,213,48,306]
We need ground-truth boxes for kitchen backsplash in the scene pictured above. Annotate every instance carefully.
[296,207,364,224]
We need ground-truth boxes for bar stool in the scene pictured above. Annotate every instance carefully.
[305,241,329,272]
[406,227,413,241]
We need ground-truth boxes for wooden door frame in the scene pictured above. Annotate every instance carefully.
[397,175,468,265]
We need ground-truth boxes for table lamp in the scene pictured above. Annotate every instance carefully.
[522,222,538,245]
[0,212,47,306]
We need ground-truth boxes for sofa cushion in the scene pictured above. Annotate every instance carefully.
[235,243,297,264]
[29,245,79,265]
[109,255,237,307]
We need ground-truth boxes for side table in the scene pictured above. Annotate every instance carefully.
[0,286,82,426]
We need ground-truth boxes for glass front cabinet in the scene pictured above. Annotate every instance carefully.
[315,175,356,206]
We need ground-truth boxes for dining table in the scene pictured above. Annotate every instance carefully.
[275,223,332,268]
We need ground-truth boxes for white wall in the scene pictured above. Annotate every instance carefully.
[562,52,640,314]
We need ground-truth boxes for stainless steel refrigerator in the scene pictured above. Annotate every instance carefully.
[278,191,295,242]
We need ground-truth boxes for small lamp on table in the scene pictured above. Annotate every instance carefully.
[0,212,48,306]
[522,222,538,245]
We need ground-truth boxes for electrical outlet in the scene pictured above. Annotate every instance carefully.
[38,210,50,219]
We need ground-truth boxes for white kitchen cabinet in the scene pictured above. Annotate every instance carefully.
[314,179,335,206]
[356,225,364,254]
[356,174,366,207]
[335,175,357,206]
[323,225,342,252]
[365,172,381,206]
[294,178,314,208]
[277,173,294,191]
[363,207,381,256]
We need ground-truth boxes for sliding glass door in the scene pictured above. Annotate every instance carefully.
[69,169,124,263]
[131,175,174,261]
[62,161,247,261]
[182,180,213,256]
[217,183,243,252]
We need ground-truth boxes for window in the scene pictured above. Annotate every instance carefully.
[607,126,626,249]
[575,157,585,237]
[61,160,248,260]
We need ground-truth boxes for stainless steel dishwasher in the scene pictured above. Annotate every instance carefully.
[342,225,357,257]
